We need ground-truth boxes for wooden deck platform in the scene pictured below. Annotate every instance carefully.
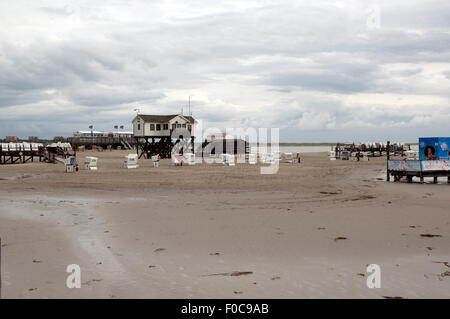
[0,149,43,165]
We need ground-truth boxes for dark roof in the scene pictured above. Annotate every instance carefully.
[137,114,195,123]
[183,115,195,123]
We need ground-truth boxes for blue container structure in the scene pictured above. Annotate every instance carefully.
[388,137,450,184]
[340,151,349,160]
[419,137,450,161]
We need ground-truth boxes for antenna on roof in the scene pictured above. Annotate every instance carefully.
[188,95,191,116]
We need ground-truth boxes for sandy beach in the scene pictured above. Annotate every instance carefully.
[0,150,449,299]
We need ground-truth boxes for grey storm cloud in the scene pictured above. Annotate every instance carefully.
[0,0,449,141]
[265,60,377,93]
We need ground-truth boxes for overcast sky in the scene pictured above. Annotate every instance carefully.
[1,0,449,142]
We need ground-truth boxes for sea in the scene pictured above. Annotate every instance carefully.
[250,145,332,153]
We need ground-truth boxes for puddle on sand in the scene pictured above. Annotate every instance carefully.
[0,196,130,285]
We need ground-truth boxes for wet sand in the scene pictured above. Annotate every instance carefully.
[0,151,449,298]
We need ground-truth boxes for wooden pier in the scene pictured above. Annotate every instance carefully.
[0,145,43,165]
[68,136,136,150]
[333,142,409,159]
[42,145,76,163]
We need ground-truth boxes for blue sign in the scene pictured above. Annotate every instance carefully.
[421,160,450,171]
[419,137,450,161]
[388,160,421,172]
[388,159,450,172]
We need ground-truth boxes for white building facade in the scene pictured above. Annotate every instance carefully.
[132,114,195,138]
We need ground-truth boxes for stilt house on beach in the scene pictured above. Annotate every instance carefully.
[132,114,196,159]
